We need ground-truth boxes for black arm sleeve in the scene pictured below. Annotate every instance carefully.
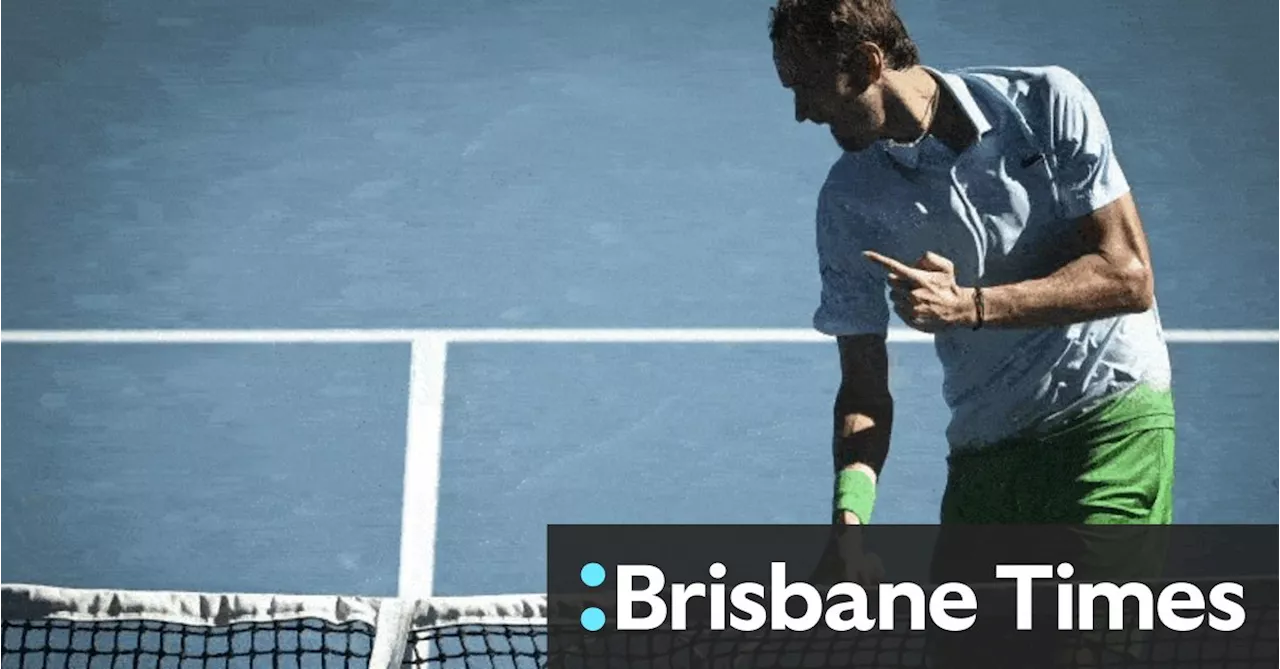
[831,335,894,475]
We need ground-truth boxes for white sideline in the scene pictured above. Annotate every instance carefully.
[1,327,1276,344]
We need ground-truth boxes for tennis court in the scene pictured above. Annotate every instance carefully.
[2,0,1275,618]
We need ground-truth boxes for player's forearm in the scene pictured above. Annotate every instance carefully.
[831,401,892,525]
[831,336,892,525]
[975,253,1154,329]
[832,400,894,476]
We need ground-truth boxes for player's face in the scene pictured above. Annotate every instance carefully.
[773,40,884,152]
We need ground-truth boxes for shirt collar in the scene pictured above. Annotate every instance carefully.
[880,66,993,169]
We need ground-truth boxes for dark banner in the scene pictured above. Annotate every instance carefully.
[547,524,1277,668]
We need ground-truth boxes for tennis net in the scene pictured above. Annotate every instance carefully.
[4,580,1276,668]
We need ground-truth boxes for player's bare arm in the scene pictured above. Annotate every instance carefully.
[978,192,1154,326]
[864,192,1155,332]
[832,334,893,525]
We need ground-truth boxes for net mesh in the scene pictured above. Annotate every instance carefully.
[4,581,1276,669]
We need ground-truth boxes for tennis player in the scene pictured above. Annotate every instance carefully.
[767,0,1176,530]
[770,4,1178,663]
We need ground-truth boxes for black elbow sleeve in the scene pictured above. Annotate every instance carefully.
[831,394,894,474]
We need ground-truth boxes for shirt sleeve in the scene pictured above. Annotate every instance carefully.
[1045,68,1131,220]
[811,184,890,337]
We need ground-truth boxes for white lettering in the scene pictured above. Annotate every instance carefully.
[670,582,705,631]
[1207,582,1245,632]
[930,583,977,632]
[1155,582,1205,632]
[996,564,1053,630]
[879,583,927,631]
[770,562,822,631]
[729,582,767,631]
[616,565,665,630]
[1078,582,1154,631]
[823,582,875,632]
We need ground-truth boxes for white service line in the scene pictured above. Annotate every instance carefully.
[0,329,421,344]
[2,327,1275,345]
[439,328,851,343]
[1162,329,1280,343]
[397,336,449,599]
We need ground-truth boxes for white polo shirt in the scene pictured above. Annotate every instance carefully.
[812,65,1172,450]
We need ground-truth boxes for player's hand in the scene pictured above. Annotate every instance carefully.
[863,250,976,332]
[811,524,885,587]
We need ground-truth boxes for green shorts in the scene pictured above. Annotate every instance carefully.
[938,383,1176,525]
[927,384,1177,666]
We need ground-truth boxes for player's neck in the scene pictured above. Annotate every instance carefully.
[919,69,977,154]
[885,67,976,154]
[881,67,938,145]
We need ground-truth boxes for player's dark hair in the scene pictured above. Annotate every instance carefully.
[769,0,920,71]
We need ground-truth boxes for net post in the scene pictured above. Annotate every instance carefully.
[370,597,414,669]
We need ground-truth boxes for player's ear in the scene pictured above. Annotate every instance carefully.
[849,42,885,85]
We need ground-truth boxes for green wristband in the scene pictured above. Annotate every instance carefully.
[834,469,877,524]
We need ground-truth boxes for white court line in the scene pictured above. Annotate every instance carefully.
[0,329,420,344]
[1163,329,1280,343]
[397,337,449,599]
[0,327,1276,344]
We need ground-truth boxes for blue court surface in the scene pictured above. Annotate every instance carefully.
[2,0,1276,601]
